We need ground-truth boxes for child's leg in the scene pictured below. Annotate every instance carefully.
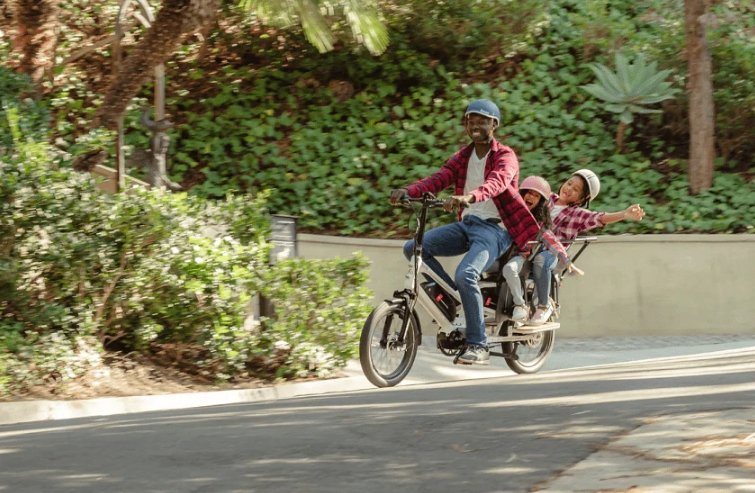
[532,249,558,307]
[502,255,529,322]
[501,256,526,306]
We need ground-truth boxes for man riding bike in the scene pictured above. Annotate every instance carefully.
[389,99,563,364]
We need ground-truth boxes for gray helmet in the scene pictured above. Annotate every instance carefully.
[464,99,501,125]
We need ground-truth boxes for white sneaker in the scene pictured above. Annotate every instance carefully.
[528,304,553,326]
[511,305,528,322]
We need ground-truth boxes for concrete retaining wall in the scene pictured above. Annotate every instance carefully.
[298,233,755,337]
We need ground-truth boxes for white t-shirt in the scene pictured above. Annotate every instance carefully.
[462,149,502,224]
[550,204,566,222]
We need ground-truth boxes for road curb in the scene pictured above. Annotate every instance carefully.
[0,374,373,426]
[3,338,754,427]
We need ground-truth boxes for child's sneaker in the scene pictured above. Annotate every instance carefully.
[511,304,528,322]
[528,304,553,325]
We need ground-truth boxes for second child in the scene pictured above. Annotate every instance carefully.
[527,169,645,325]
[500,175,554,323]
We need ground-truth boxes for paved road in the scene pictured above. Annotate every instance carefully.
[1,336,753,493]
[404,334,755,384]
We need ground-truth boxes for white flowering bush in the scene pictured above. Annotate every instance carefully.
[254,255,373,380]
[0,108,372,395]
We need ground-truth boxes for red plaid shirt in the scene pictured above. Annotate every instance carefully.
[549,194,606,242]
[405,139,549,252]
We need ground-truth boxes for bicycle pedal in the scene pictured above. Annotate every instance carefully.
[452,350,468,365]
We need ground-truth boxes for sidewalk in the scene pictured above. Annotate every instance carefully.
[539,407,755,492]
[539,337,755,492]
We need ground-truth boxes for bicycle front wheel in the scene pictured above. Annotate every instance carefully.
[359,301,420,388]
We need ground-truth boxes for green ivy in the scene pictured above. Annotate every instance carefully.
[34,0,751,239]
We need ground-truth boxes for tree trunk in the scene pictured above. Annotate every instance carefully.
[615,121,627,153]
[10,0,59,88]
[0,1,13,34]
[92,0,219,131]
[685,0,716,194]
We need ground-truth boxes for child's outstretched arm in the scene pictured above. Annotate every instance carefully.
[599,204,645,226]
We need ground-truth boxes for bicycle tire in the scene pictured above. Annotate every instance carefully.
[503,329,555,374]
[359,301,420,388]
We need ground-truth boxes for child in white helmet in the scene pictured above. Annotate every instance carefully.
[500,176,554,323]
[527,169,646,325]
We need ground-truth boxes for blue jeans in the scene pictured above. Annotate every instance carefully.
[532,249,558,307]
[403,215,512,347]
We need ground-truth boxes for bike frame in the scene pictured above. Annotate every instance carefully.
[393,194,597,349]
[360,194,598,387]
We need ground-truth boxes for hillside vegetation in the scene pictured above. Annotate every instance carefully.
[6,0,749,236]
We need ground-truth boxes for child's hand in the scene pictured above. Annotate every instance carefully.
[624,204,645,221]
[566,262,585,277]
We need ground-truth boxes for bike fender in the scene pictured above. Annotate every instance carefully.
[382,294,422,336]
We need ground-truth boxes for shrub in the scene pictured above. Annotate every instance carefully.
[0,109,373,395]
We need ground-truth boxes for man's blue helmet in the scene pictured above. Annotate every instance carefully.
[464,99,501,125]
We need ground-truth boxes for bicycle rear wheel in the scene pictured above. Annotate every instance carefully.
[503,329,555,374]
[359,301,420,387]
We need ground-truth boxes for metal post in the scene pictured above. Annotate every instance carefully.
[114,0,165,191]
[116,119,126,191]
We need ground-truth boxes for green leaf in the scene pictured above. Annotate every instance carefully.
[581,83,624,103]
[619,111,634,124]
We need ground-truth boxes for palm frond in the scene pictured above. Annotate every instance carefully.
[238,0,387,54]
[296,0,334,53]
[242,0,296,27]
[344,0,388,55]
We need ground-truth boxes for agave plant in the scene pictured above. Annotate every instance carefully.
[581,52,679,151]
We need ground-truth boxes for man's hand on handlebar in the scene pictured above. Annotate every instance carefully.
[443,194,475,212]
[389,188,408,205]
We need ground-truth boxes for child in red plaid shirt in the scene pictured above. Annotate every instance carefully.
[527,169,646,325]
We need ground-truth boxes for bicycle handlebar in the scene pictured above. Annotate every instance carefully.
[399,195,446,208]
[523,236,597,247]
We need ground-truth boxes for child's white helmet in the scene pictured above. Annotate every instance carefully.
[572,169,600,202]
